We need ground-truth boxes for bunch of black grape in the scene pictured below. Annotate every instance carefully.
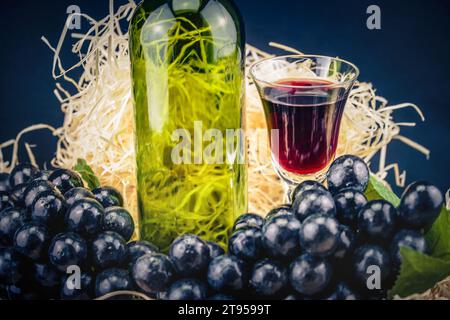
[1,155,444,300]
[131,155,444,300]
[0,163,159,300]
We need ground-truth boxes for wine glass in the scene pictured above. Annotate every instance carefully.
[250,55,359,200]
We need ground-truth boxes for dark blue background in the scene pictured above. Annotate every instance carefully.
[0,0,448,194]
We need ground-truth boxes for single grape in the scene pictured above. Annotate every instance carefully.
[131,253,174,294]
[166,279,207,300]
[65,198,104,238]
[207,255,247,293]
[390,229,428,267]
[64,187,95,207]
[169,234,210,277]
[398,181,443,229]
[326,155,369,194]
[289,253,332,296]
[92,186,124,208]
[31,190,67,229]
[91,231,127,269]
[9,163,39,188]
[333,189,367,228]
[299,213,340,257]
[125,240,159,267]
[352,244,391,287]
[23,180,58,210]
[292,189,336,222]
[13,223,49,261]
[0,208,27,246]
[249,259,288,297]
[291,180,328,202]
[333,225,356,260]
[357,200,398,242]
[48,232,88,272]
[95,268,133,298]
[102,207,135,241]
[262,215,301,259]
[48,169,84,194]
[228,227,263,261]
[60,272,94,300]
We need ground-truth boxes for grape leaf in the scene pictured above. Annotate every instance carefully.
[388,247,450,298]
[365,175,400,206]
[365,175,450,298]
[74,159,101,190]
[425,206,450,261]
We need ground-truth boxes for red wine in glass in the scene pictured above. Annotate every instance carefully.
[262,78,348,175]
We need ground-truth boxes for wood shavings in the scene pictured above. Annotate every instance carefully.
[42,0,139,222]
[0,124,57,172]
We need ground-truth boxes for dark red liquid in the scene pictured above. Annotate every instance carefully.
[262,78,347,175]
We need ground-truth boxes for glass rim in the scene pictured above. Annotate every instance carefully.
[249,54,360,89]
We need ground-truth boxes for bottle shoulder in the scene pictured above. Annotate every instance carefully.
[130,0,244,29]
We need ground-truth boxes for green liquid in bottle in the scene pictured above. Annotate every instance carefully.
[129,0,247,251]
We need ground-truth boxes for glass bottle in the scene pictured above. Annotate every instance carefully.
[129,0,246,250]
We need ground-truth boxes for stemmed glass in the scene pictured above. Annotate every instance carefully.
[250,55,359,200]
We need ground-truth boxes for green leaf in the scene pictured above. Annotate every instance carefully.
[425,206,450,261]
[365,175,400,206]
[73,159,101,190]
[388,247,450,298]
